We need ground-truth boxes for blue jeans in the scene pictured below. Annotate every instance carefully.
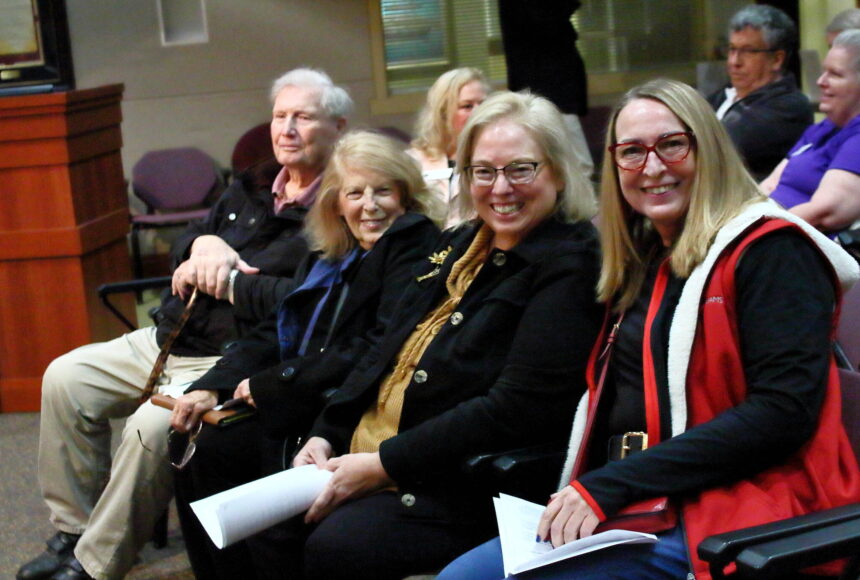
[436,525,690,580]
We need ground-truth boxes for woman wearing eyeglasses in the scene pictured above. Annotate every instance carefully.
[256,91,602,579]
[438,79,860,580]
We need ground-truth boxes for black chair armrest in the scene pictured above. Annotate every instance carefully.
[97,276,172,331]
[462,443,564,475]
[698,503,860,579]
[735,517,860,579]
[462,443,566,504]
[97,276,173,297]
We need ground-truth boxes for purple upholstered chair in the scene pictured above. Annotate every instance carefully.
[230,123,275,177]
[837,282,860,371]
[130,147,222,279]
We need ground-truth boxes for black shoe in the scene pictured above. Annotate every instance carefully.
[16,532,81,580]
[50,557,94,580]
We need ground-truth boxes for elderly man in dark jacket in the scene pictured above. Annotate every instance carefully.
[708,4,812,180]
[18,68,350,580]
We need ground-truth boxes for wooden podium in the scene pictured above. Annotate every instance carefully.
[0,84,136,412]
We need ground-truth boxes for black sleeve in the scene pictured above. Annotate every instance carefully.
[168,181,241,269]
[231,271,300,325]
[184,314,281,397]
[577,231,834,517]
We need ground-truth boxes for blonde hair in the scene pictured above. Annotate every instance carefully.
[306,130,438,259]
[454,90,596,225]
[411,68,489,160]
[598,78,764,310]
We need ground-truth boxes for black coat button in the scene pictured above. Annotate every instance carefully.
[280,366,297,380]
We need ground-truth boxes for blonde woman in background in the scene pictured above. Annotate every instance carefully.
[408,67,489,227]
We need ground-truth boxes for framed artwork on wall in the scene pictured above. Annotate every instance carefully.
[0,0,74,96]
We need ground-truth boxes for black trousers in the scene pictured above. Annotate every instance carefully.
[174,418,267,580]
[175,419,495,579]
[247,490,496,580]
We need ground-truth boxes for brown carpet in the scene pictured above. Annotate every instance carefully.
[0,412,193,579]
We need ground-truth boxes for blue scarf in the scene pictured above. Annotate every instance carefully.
[276,247,362,360]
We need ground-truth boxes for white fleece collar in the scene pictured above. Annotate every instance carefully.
[666,200,859,438]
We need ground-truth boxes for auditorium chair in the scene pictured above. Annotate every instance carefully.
[130,147,222,280]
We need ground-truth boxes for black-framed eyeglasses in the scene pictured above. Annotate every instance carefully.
[725,45,779,58]
[465,162,542,186]
[608,132,695,172]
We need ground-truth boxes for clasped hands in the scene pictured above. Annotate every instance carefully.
[172,235,260,301]
[537,485,600,548]
[293,436,394,524]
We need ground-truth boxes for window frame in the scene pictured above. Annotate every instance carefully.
[367,0,726,115]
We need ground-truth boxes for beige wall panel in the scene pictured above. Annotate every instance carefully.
[63,0,416,175]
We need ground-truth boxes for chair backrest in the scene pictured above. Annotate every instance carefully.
[839,368,860,462]
[799,49,822,107]
[231,122,275,176]
[580,105,611,172]
[696,61,729,102]
[132,147,221,211]
[837,282,860,371]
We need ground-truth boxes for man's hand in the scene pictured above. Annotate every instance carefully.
[233,378,256,408]
[172,235,259,300]
[170,390,218,433]
[304,452,394,524]
[536,485,600,547]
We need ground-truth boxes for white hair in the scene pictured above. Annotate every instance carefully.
[269,67,354,119]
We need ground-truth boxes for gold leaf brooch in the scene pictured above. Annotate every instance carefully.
[416,245,453,282]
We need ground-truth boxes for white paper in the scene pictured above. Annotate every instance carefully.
[494,494,658,577]
[156,382,193,398]
[190,464,332,548]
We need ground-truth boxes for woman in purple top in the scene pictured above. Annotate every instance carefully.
[761,30,860,232]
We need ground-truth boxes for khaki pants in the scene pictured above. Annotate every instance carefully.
[38,326,220,579]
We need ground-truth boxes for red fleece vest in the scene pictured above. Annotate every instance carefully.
[681,218,860,579]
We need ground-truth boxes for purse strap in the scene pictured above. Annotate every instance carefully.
[138,288,199,404]
[570,312,624,480]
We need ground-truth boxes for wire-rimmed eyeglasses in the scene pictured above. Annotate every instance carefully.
[608,132,695,172]
[465,161,542,186]
[169,421,202,470]
[725,45,779,58]
[138,421,202,470]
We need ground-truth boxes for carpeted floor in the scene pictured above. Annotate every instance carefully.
[0,412,194,579]
[0,291,193,578]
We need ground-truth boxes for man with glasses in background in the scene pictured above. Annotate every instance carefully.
[707,4,812,180]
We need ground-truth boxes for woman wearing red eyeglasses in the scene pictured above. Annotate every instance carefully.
[438,78,860,580]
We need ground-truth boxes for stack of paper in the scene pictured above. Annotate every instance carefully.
[494,494,658,576]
